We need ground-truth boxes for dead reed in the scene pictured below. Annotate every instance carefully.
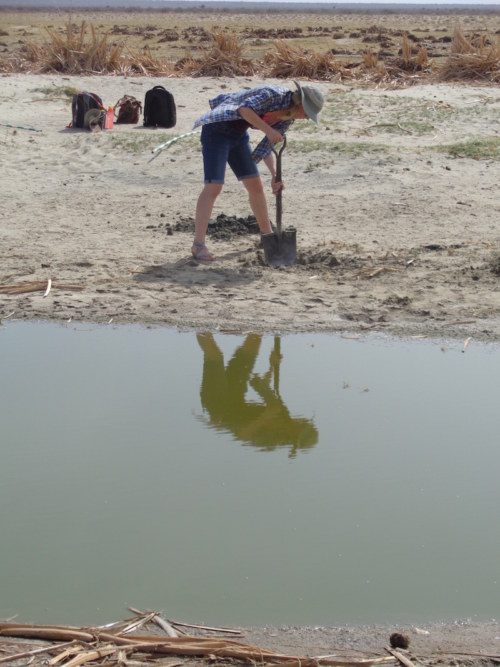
[0,19,176,75]
[261,40,342,80]
[0,615,397,667]
[23,21,125,74]
[387,33,432,73]
[124,46,175,76]
[0,280,84,295]
[1,19,499,85]
[176,30,255,77]
[439,25,500,82]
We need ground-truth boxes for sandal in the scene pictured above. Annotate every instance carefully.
[191,241,215,262]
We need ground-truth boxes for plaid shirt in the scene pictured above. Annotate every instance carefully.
[193,85,295,163]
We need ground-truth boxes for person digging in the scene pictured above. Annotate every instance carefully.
[190,80,324,262]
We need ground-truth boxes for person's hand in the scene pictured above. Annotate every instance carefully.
[266,127,284,144]
[271,176,284,194]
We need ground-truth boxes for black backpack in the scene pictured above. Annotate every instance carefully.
[143,86,176,128]
[71,91,104,129]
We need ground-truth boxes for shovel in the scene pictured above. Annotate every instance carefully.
[261,137,297,267]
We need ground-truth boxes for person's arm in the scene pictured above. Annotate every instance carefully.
[251,117,293,192]
[263,153,284,194]
[237,106,283,144]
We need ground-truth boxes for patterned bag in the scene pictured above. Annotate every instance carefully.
[114,95,142,124]
[71,91,104,129]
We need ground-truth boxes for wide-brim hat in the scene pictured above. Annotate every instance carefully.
[84,108,103,129]
[293,80,324,125]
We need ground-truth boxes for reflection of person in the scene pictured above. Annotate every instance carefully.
[197,333,318,457]
[191,81,324,261]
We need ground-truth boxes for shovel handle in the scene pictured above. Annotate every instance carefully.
[271,137,286,235]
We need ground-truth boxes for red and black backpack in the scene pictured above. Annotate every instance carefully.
[71,91,104,129]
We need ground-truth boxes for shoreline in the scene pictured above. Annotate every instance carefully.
[1,618,500,666]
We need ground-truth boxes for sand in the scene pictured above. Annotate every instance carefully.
[1,73,499,343]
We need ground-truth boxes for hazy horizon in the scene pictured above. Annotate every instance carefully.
[1,0,499,8]
[193,0,500,4]
[127,0,500,5]
[2,0,499,4]
[193,0,500,3]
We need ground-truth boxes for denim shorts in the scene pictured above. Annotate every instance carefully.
[201,122,260,184]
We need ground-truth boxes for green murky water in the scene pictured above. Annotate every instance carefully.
[1,322,499,627]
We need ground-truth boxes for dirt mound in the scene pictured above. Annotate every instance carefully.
[174,213,260,240]
[491,255,500,276]
[296,248,340,269]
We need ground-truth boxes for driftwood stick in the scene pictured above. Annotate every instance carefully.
[127,606,180,637]
[151,615,181,638]
[315,655,395,664]
[436,651,500,659]
[269,659,396,667]
[167,618,243,636]
[100,635,393,666]
[63,645,117,667]
[49,644,85,665]
[119,612,157,635]
[0,626,95,643]
[385,646,417,667]
[443,319,476,326]
[0,281,84,295]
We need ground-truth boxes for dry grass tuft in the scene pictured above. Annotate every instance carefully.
[439,25,500,82]
[0,18,178,75]
[361,51,379,69]
[389,33,431,73]
[175,30,255,77]
[124,46,175,76]
[261,40,341,80]
[21,20,125,74]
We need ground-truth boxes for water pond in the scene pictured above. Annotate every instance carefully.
[1,322,499,628]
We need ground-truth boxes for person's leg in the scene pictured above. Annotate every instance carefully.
[241,176,273,235]
[192,124,229,261]
[228,133,273,236]
[192,183,223,260]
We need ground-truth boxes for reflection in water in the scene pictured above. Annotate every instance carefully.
[197,333,318,457]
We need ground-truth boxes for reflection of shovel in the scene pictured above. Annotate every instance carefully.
[262,138,297,268]
[273,336,281,395]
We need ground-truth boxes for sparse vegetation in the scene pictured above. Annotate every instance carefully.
[435,137,500,160]
[109,132,200,154]
[0,11,499,85]
[290,138,387,155]
[32,85,79,99]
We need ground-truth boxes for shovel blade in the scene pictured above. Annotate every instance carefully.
[262,228,297,268]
